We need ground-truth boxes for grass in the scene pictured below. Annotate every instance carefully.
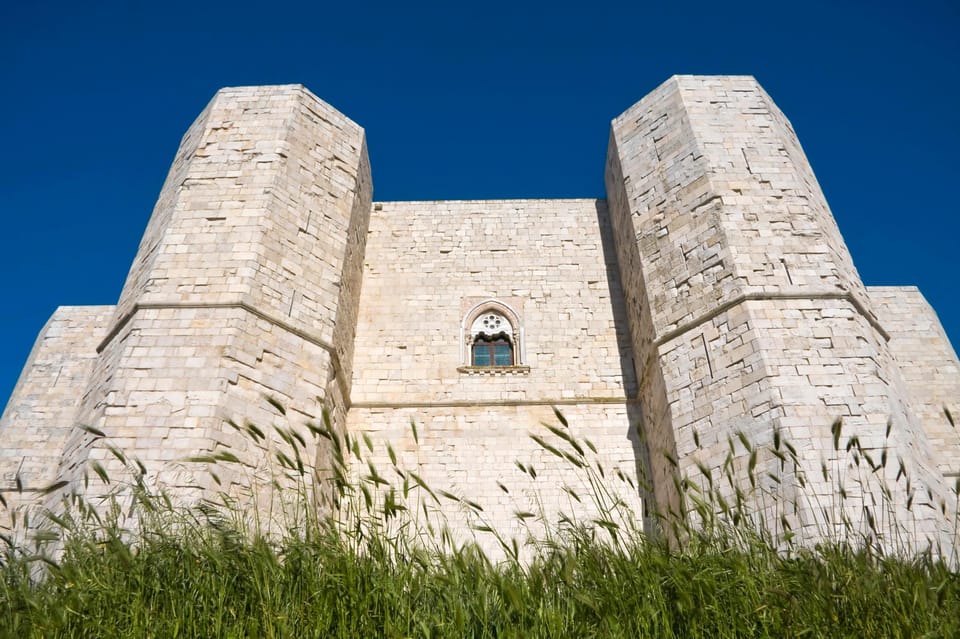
[2,517,956,637]
[1,406,958,638]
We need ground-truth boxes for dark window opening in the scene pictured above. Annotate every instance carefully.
[472,333,514,367]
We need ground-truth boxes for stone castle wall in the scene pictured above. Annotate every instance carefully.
[868,286,960,478]
[2,76,958,555]
[605,76,956,547]
[346,199,644,555]
[3,85,372,533]
[0,307,114,523]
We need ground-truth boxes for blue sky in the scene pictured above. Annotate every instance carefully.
[1,0,958,408]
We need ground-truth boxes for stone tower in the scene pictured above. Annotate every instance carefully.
[3,86,371,527]
[605,76,956,547]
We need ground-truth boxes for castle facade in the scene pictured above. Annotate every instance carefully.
[3,76,959,554]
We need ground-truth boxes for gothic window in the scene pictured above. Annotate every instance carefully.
[460,301,527,374]
[472,333,514,366]
[469,311,515,367]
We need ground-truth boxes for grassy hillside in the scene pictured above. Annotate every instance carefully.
[2,408,958,638]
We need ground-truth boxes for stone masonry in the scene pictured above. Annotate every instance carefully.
[606,77,957,550]
[2,76,958,556]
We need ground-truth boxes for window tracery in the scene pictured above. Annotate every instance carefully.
[470,312,515,366]
[461,304,525,371]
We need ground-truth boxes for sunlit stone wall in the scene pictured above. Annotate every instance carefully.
[2,77,957,557]
[605,75,955,550]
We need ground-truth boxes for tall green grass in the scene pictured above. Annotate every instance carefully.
[1,405,958,638]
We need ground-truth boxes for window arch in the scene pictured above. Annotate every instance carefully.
[470,312,514,366]
[461,300,524,369]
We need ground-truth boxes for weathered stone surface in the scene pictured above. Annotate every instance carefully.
[2,85,371,537]
[868,286,960,478]
[605,76,955,551]
[347,199,643,558]
[0,306,113,530]
[1,77,956,556]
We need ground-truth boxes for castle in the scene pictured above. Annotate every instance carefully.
[3,76,959,554]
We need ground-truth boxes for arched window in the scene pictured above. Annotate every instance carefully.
[460,300,527,373]
[470,311,515,367]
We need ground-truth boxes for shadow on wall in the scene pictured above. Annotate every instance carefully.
[595,200,657,534]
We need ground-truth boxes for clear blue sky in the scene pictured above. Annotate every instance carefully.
[1,0,958,409]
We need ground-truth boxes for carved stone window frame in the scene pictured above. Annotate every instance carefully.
[459,299,529,373]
